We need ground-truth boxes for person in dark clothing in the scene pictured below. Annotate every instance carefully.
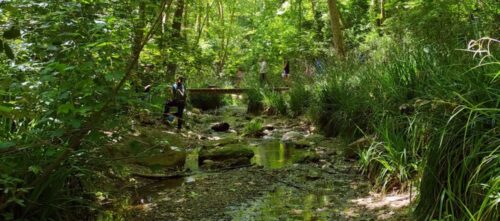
[282,59,290,85]
[163,76,187,130]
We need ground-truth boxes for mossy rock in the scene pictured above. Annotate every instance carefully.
[293,139,313,149]
[135,150,187,168]
[199,145,254,163]
[293,151,320,163]
[201,135,242,148]
[281,131,305,142]
[133,126,187,147]
[304,134,326,144]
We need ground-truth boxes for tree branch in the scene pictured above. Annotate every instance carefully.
[29,0,171,190]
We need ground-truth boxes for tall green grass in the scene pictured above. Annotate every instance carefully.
[310,38,499,220]
[287,82,312,117]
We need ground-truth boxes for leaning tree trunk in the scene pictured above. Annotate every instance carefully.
[327,0,346,58]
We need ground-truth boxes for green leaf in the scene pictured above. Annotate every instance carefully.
[128,140,142,154]
[105,71,125,82]
[28,166,42,175]
[68,119,81,128]
[57,103,75,114]
[50,129,65,138]
[3,43,15,60]
[3,26,21,39]
[0,142,16,149]
[0,39,4,53]
[0,104,12,113]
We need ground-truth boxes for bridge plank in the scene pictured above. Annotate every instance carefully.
[187,87,289,94]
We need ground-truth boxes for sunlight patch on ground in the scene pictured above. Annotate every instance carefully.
[351,192,413,210]
[349,191,414,220]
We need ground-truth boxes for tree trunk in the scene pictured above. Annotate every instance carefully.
[131,2,146,90]
[310,0,324,41]
[327,0,346,58]
[380,0,385,24]
[297,0,303,33]
[369,0,378,26]
[158,1,174,70]
[219,6,235,76]
[215,0,225,75]
[166,0,185,79]
[195,2,210,45]
[183,0,189,39]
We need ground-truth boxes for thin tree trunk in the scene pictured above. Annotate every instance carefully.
[159,1,174,68]
[380,0,385,24]
[216,0,225,75]
[158,0,177,71]
[183,0,189,40]
[166,0,185,79]
[219,6,235,75]
[327,0,346,57]
[297,0,303,33]
[195,2,209,45]
[130,2,146,90]
[369,0,378,26]
[310,0,323,41]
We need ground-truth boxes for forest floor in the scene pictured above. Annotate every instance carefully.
[102,105,414,220]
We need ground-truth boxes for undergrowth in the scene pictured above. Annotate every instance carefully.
[310,37,499,220]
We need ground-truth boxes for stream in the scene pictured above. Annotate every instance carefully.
[103,106,412,221]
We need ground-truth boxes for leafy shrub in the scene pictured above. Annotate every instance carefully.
[262,91,287,115]
[243,118,264,137]
[246,88,264,114]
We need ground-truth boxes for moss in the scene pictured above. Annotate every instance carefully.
[135,151,187,168]
[199,145,254,163]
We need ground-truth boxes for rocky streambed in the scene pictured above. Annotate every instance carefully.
[100,106,413,221]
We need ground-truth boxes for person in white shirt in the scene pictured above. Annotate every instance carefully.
[259,58,268,85]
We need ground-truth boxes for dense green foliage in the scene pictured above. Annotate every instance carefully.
[0,0,498,220]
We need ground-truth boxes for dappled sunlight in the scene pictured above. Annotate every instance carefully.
[351,192,413,210]
[1,0,496,220]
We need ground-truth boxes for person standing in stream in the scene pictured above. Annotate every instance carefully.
[163,76,187,130]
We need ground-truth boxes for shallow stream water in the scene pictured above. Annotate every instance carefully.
[138,140,310,192]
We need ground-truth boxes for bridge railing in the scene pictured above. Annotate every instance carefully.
[186,87,289,94]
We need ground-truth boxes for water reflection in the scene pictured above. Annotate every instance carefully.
[252,141,307,169]
[229,186,333,221]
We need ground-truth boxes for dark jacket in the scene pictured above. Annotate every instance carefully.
[172,83,186,101]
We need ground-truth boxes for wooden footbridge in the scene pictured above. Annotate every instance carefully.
[187,87,289,94]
